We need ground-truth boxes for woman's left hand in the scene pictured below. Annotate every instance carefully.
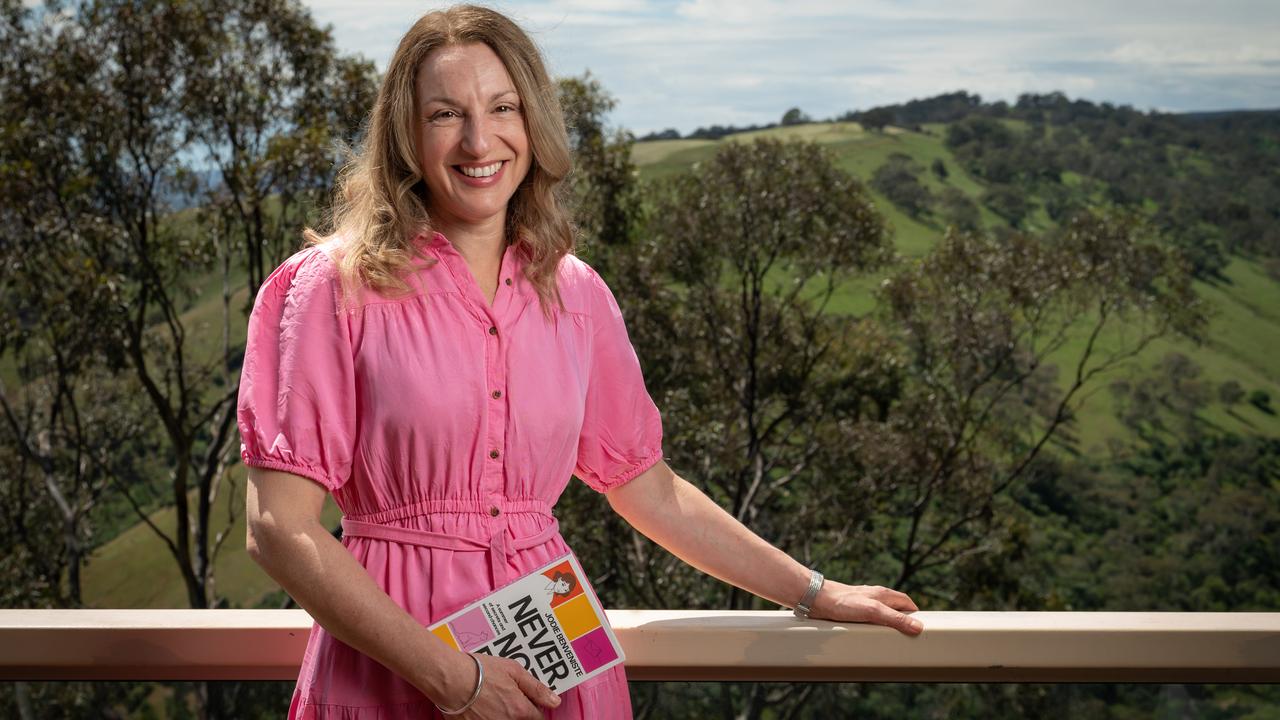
[808,580,924,636]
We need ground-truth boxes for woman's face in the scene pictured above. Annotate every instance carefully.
[415,42,531,233]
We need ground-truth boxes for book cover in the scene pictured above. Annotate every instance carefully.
[426,553,625,694]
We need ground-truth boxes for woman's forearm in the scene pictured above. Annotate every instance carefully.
[248,519,474,704]
[606,462,814,610]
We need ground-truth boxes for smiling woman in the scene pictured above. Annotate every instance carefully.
[238,4,920,720]
[241,6,626,718]
[305,3,574,313]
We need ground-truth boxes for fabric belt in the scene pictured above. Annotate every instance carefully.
[339,515,561,587]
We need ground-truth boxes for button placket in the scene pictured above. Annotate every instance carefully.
[481,299,508,500]
[430,234,519,504]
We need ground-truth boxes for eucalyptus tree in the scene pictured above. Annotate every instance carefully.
[0,0,172,609]
[2,0,376,716]
[872,211,1205,599]
[184,0,378,300]
[619,138,894,718]
[0,3,165,716]
[0,0,376,610]
[174,0,378,610]
[24,0,250,614]
[558,72,642,274]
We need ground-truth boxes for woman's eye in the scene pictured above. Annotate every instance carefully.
[496,104,520,114]
[430,110,460,122]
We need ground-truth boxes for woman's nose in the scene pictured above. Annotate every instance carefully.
[461,115,492,157]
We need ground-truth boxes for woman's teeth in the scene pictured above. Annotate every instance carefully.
[459,161,503,178]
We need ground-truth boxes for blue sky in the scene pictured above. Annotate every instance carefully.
[302,0,1280,136]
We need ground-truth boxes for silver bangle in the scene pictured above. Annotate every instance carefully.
[792,569,824,619]
[435,652,484,716]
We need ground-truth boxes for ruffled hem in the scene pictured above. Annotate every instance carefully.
[587,445,665,494]
[241,456,342,493]
[289,689,447,719]
[288,663,633,719]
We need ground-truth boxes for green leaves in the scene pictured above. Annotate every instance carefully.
[657,138,890,288]
[559,73,639,265]
[0,0,376,631]
[606,139,896,610]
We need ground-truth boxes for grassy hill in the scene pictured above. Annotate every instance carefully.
[76,119,1280,611]
[79,465,343,609]
[632,121,1280,456]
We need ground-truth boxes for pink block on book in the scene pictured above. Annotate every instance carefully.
[572,626,619,675]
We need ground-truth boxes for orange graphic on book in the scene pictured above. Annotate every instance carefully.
[553,593,600,641]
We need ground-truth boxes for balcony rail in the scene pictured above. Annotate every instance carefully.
[1,610,1278,683]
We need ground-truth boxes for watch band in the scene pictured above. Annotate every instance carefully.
[792,569,824,619]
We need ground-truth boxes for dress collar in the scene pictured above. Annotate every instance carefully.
[415,230,451,253]
[415,230,532,300]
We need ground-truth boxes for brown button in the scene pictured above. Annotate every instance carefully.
[492,390,502,399]
[504,278,512,286]
[489,506,501,517]
[489,449,500,459]
[488,326,498,335]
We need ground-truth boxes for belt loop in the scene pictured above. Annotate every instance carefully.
[488,529,509,587]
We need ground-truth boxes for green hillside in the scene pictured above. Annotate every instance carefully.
[632,121,1280,456]
[79,464,343,609]
[76,119,1280,611]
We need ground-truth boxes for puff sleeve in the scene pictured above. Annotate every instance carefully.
[573,268,665,493]
[236,247,356,493]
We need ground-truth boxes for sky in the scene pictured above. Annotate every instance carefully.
[301,0,1280,136]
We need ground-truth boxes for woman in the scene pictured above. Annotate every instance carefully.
[239,5,922,719]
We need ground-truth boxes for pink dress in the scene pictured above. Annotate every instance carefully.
[236,231,663,719]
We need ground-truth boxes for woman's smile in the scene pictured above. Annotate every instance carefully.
[453,159,507,186]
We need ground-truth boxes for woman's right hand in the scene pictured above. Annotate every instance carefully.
[441,652,561,719]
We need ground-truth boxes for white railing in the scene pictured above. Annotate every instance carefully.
[1,610,1278,683]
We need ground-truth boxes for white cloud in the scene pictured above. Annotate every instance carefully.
[1106,40,1280,67]
[303,0,1280,134]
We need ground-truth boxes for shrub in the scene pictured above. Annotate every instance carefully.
[871,153,933,218]
[1249,389,1274,414]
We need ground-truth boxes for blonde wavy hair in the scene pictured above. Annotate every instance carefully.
[304,4,575,314]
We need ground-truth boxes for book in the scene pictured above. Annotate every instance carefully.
[426,553,625,694]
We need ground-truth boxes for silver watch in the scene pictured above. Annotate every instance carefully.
[792,569,824,619]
